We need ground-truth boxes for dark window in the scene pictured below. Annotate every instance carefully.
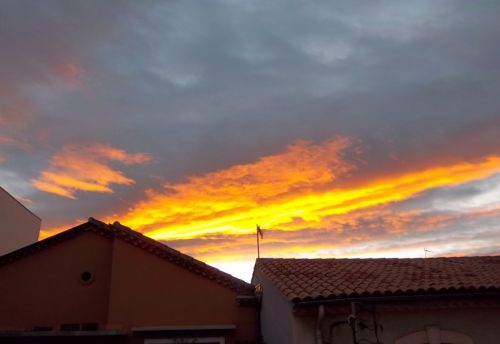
[81,322,99,331]
[33,326,52,332]
[60,323,80,331]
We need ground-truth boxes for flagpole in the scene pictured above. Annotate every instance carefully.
[257,225,260,258]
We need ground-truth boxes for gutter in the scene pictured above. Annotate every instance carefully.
[0,330,127,337]
[131,325,236,332]
[295,291,500,308]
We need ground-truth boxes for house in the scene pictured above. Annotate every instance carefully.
[0,218,258,344]
[0,186,41,256]
[252,257,500,344]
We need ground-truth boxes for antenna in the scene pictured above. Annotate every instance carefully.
[424,248,433,258]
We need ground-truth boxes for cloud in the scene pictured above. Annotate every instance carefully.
[55,63,84,81]
[146,199,500,282]
[3,1,500,281]
[82,137,500,243]
[37,138,500,281]
[33,143,151,199]
[0,134,31,151]
[105,137,355,235]
[298,36,352,65]
[0,103,29,129]
[167,203,500,270]
[0,135,19,146]
[396,172,500,213]
[0,85,31,130]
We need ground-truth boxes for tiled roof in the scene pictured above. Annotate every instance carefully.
[0,218,254,296]
[254,257,500,302]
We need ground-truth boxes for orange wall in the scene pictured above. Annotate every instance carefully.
[0,231,257,342]
[0,232,113,330]
[107,239,257,341]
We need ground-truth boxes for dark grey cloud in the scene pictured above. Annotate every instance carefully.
[1,0,500,232]
[396,173,500,213]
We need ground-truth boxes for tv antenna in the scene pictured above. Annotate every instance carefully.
[424,248,433,258]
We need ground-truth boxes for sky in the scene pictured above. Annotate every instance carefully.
[1,0,500,281]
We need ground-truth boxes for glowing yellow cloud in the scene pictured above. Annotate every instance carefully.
[33,143,151,199]
[38,137,500,281]
[99,139,500,243]
[107,137,354,234]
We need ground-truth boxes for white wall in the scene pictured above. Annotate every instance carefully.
[293,300,500,344]
[252,269,296,344]
[0,187,41,256]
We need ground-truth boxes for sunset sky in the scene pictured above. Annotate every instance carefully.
[1,0,500,281]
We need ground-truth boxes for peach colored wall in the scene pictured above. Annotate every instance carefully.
[0,231,257,342]
[0,187,41,256]
[234,302,259,341]
[106,239,257,341]
[0,232,113,330]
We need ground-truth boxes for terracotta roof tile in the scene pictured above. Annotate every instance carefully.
[254,257,500,302]
[0,218,254,296]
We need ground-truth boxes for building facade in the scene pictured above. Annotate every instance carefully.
[0,218,258,344]
[252,257,500,344]
[0,186,40,256]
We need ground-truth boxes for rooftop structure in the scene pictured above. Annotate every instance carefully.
[0,186,41,256]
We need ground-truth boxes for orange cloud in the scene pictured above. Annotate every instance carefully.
[0,104,28,129]
[0,135,18,146]
[116,150,500,242]
[176,205,500,265]
[38,138,500,280]
[40,140,500,239]
[33,143,151,199]
[0,85,31,130]
[56,63,83,81]
[0,134,31,151]
[106,137,355,235]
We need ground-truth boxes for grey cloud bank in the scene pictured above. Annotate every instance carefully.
[0,0,499,263]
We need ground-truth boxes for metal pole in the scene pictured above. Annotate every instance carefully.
[257,225,260,258]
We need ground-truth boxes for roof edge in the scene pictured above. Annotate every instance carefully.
[0,186,41,221]
[109,220,254,295]
[0,218,254,296]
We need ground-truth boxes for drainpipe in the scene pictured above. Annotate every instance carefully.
[316,304,325,344]
[255,284,264,343]
[348,302,358,344]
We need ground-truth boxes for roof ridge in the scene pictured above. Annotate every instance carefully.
[0,221,92,263]
[257,256,500,261]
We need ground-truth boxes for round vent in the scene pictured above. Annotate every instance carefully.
[79,271,94,285]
